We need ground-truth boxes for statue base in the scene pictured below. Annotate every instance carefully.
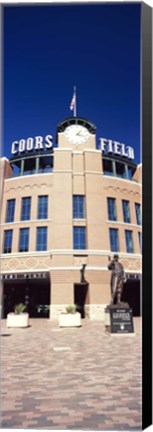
[105,303,134,334]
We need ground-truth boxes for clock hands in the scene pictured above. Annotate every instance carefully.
[76,129,84,137]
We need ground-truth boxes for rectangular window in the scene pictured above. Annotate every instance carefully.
[128,165,136,180]
[19,228,29,252]
[36,227,47,251]
[3,230,13,253]
[125,230,134,253]
[38,196,48,219]
[23,158,36,176]
[21,197,31,221]
[135,203,141,225]
[38,156,53,173]
[107,198,117,221]
[116,162,126,178]
[103,159,113,176]
[122,200,131,223]
[109,228,119,252]
[138,232,142,253]
[6,199,15,223]
[73,227,86,250]
[73,196,85,219]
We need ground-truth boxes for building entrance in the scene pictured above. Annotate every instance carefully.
[74,283,89,318]
[122,278,140,316]
[2,272,50,318]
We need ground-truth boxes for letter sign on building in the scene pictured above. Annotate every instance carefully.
[11,135,53,155]
[99,138,135,160]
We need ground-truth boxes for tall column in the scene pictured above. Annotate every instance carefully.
[35,157,39,174]
[112,160,116,176]
[125,163,129,179]
[20,159,24,176]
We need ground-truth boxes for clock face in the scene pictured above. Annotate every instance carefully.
[64,125,89,145]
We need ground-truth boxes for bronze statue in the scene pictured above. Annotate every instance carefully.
[108,255,126,305]
[80,264,87,283]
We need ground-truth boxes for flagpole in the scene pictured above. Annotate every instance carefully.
[74,86,77,117]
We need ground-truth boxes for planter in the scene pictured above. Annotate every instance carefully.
[105,309,110,326]
[59,312,81,328]
[7,313,29,328]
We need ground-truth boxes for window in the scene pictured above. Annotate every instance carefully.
[23,158,36,175]
[6,199,15,222]
[19,228,29,252]
[12,163,21,177]
[36,227,47,251]
[21,197,31,221]
[3,230,13,253]
[73,196,85,219]
[128,165,136,180]
[125,230,134,253]
[109,228,119,252]
[38,156,53,173]
[138,232,142,253]
[103,159,113,176]
[116,162,126,178]
[135,203,141,225]
[122,200,131,223]
[38,196,48,219]
[107,198,117,221]
[73,227,86,249]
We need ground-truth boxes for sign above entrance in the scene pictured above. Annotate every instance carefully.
[11,135,53,155]
[1,272,48,280]
[99,138,134,160]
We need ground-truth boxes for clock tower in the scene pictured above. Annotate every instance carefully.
[56,117,96,150]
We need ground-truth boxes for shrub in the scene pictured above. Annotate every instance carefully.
[14,303,26,314]
[65,305,76,314]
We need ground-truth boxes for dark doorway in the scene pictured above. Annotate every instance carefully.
[3,275,50,318]
[74,283,88,318]
[122,279,140,316]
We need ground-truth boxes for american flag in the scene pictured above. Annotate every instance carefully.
[70,92,76,111]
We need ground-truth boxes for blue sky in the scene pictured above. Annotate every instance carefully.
[3,3,141,162]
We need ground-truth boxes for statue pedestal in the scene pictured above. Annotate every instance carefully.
[105,303,134,334]
[104,307,111,331]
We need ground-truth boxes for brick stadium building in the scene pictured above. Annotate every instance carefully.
[0,117,142,320]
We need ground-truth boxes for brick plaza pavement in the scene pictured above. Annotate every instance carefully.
[0,318,142,430]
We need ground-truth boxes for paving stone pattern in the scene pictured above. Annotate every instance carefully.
[0,318,142,430]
